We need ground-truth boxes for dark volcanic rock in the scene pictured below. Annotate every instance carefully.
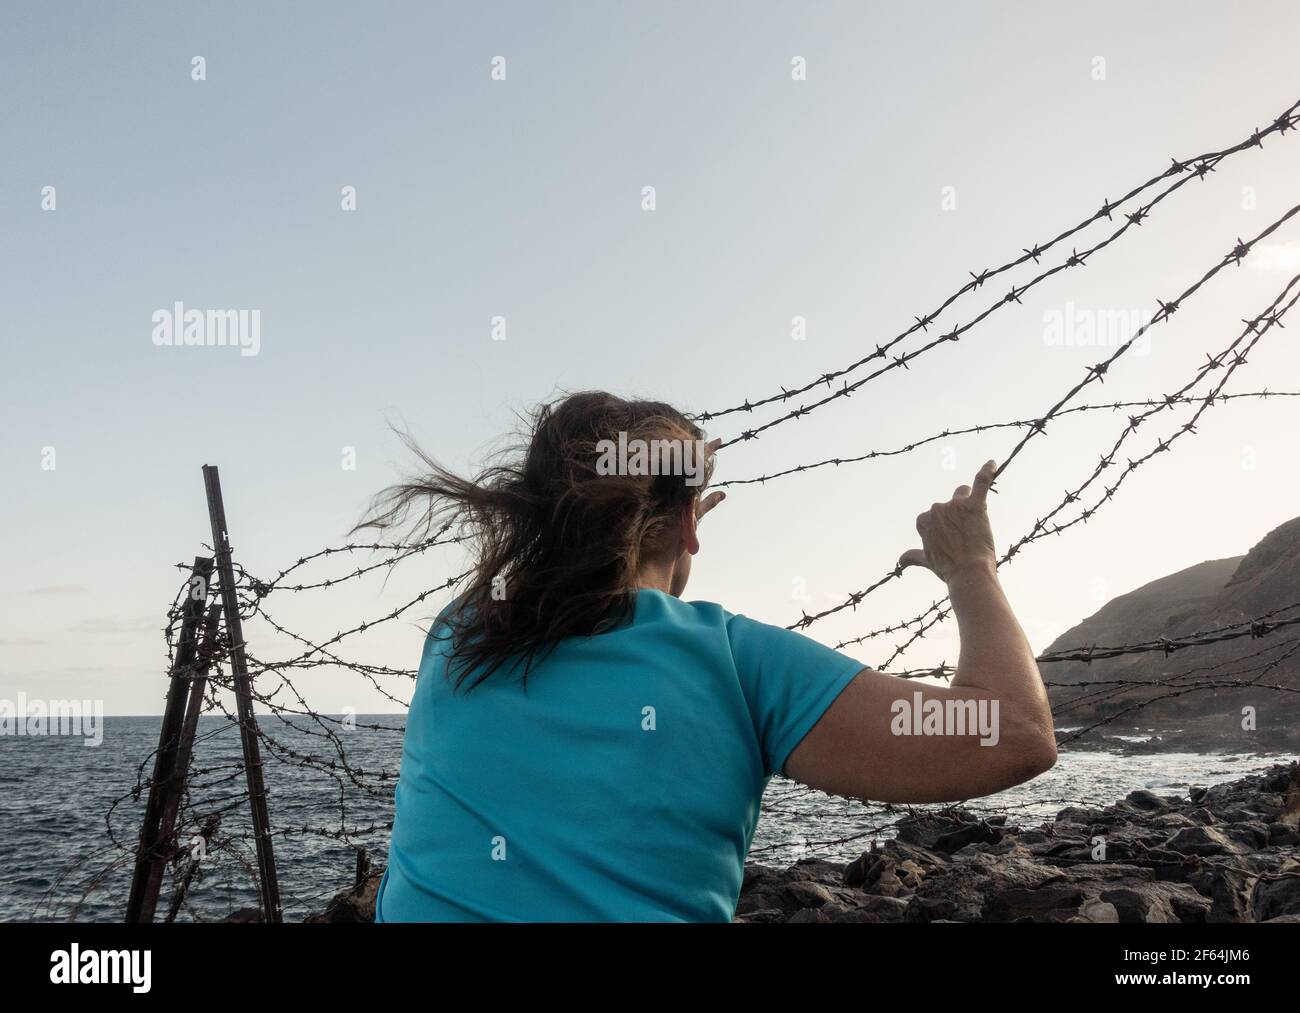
[1124,789,1166,811]
[735,763,1300,924]
[1163,826,1247,856]
[305,871,383,923]
[895,810,1006,853]
[984,883,1085,922]
[1256,876,1300,922]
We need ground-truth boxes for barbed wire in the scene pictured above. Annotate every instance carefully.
[105,290,1299,918]
[239,525,465,597]
[1053,636,1300,748]
[873,601,1300,679]
[68,98,1300,923]
[696,99,1300,447]
[793,239,1300,639]
[1049,632,1300,722]
[860,270,1300,669]
[714,391,1298,489]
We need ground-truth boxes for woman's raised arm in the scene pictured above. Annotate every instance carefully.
[784,461,1056,803]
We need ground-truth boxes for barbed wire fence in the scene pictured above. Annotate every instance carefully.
[57,97,1300,923]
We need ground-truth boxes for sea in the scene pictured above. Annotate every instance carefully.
[0,715,1290,922]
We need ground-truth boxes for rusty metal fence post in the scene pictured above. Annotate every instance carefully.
[202,464,283,922]
[125,555,213,922]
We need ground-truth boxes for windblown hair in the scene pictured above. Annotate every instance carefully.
[355,391,712,690]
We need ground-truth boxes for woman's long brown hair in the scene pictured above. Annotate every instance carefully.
[354,391,712,690]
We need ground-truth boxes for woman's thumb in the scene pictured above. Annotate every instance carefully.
[897,548,929,571]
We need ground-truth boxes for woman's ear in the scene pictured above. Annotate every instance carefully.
[680,500,701,555]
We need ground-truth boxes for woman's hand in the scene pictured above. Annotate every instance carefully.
[787,457,1055,804]
[898,460,998,582]
[696,438,726,523]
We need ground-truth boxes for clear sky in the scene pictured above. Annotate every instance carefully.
[3,1,1299,715]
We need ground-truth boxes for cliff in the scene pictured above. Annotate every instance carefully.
[1043,516,1300,751]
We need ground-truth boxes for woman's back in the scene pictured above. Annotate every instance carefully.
[377,589,862,922]
[364,391,1055,920]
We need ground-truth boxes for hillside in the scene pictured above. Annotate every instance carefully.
[1043,516,1300,753]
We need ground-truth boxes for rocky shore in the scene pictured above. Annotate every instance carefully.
[307,762,1300,923]
[737,762,1300,923]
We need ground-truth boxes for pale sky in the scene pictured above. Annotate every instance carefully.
[3,1,1299,715]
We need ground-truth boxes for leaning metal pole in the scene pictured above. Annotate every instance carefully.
[202,464,283,922]
[125,555,213,922]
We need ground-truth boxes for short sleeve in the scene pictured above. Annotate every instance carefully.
[724,613,865,777]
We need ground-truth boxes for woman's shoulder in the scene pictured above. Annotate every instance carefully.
[634,589,787,649]
[633,587,732,627]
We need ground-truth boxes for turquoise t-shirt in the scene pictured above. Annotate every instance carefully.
[375,588,864,922]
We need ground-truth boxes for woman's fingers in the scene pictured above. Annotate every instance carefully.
[971,460,997,502]
[693,440,726,521]
[901,460,999,581]
[697,490,726,520]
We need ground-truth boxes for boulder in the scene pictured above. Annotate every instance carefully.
[305,871,383,923]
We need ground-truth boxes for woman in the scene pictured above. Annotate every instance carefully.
[366,391,1055,922]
